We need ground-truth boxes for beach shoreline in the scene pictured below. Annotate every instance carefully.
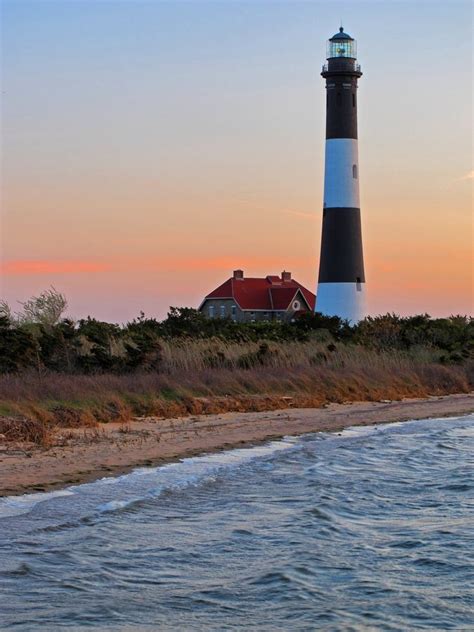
[1,392,473,498]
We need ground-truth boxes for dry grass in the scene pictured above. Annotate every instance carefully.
[0,341,472,445]
[0,416,54,447]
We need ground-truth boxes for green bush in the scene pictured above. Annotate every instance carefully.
[0,306,472,375]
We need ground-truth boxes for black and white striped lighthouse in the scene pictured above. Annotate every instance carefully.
[316,27,366,323]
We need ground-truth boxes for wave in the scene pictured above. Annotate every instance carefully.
[0,489,75,519]
[0,437,299,521]
[1,413,471,522]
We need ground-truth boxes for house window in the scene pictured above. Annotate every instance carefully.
[231,305,237,320]
[352,164,358,179]
[250,311,255,322]
[292,300,301,311]
[220,305,226,318]
[209,305,215,318]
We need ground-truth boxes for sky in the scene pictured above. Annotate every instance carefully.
[1,0,472,322]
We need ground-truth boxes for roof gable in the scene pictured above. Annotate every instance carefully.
[294,284,316,311]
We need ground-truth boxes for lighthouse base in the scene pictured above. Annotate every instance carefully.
[315,282,366,324]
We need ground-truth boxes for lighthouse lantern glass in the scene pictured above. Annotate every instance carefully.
[327,39,356,59]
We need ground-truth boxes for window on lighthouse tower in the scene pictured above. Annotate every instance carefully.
[353,164,358,179]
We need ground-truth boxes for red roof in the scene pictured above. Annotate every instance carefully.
[202,272,316,311]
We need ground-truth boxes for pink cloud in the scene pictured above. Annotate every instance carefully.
[2,260,111,275]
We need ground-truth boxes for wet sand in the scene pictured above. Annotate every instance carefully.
[1,393,473,497]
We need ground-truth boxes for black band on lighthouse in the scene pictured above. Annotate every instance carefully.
[325,79,358,139]
[318,208,365,283]
[322,56,361,140]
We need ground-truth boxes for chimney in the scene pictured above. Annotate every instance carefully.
[233,269,244,280]
[281,271,291,282]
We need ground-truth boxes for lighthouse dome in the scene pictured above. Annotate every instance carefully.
[327,27,357,59]
[329,27,354,41]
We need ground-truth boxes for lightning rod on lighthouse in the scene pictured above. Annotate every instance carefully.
[316,27,366,323]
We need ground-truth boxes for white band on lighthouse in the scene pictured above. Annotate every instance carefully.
[316,282,366,323]
[323,138,360,209]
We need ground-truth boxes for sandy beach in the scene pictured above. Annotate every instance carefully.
[1,392,473,497]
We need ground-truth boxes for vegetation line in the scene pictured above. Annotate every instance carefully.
[0,289,472,446]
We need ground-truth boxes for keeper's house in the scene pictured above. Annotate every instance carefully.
[199,270,316,323]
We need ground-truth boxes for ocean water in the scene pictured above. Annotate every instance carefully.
[0,415,473,631]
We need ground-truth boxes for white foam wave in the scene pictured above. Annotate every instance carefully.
[338,414,473,440]
[0,489,75,519]
[95,437,299,514]
[0,437,299,520]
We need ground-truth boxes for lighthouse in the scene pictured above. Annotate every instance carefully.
[316,27,366,323]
